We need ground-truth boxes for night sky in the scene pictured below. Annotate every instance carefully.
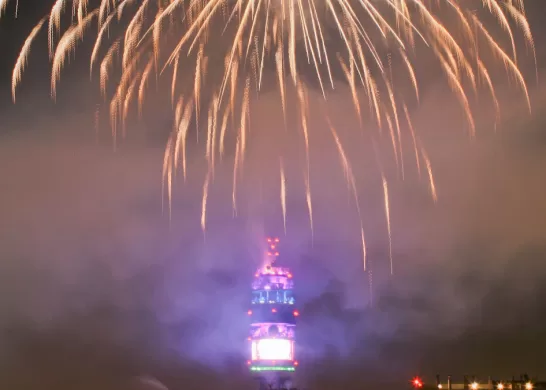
[1,1,546,389]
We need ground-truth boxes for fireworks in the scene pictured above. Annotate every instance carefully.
[6,0,535,274]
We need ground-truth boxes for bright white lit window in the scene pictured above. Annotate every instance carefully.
[252,339,293,361]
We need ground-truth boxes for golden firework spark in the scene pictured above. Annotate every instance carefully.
[7,0,536,274]
[279,158,287,234]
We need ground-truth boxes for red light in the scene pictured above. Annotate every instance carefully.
[294,361,299,366]
[247,360,251,365]
[287,273,293,278]
[275,252,279,256]
[275,238,279,242]
[267,238,272,243]
[412,378,423,388]
[270,245,276,250]
[293,310,299,317]
[247,310,252,315]
[272,308,277,313]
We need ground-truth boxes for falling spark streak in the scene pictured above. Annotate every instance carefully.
[194,45,203,138]
[210,95,219,177]
[338,53,361,124]
[329,121,366,269]
[504,2,538,83]
[201,170,211,233]
[91,3,121,76]
[402,103,421,177]
[476,57,501,125]
[123,0,147,70]
[206,106,213,166]
[438,50,476,136]
[7,0,536,280]
[100,40,120,98]
[0,0,8,15]
[297,80,310,178]
[239,77,251,168]
[12,18,45,102]
[174,100,193,180]
[482,0,517,63]
[138,57,154,116]
[51,9,98,100]
[162,136,174,219]
[472,14,531,112]
[171,54,180,105]
[232,138,241,216]
[174,97,184,134]
[399,49,419,103]
[361,227,366,271]
[420,146,437,203]
[384,112,399,170]
[275,46,287,126]
[219,108,230,159]
[280,159,287,234]
[305,174,313,239]
[48,0,65,59]
[330,124,353,192]
[122,74,139,135]
[384,80,404,179]
[382,175,393,275]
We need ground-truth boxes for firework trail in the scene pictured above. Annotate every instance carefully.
[305,172,313,241]
[382,175,393,275]
[360,226,366,271]
[201,170,211,234]
[12,17,45,103]
[280,158,287,234]
[7,0,536,274]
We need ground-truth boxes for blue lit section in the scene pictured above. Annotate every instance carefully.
[252,265,295,305]
[252,289,295,305]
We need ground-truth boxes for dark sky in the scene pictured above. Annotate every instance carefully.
[1,1,546,390]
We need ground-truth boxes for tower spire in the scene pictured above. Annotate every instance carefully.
[265,237,280,266]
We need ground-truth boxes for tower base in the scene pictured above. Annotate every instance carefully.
[256,375,295,390]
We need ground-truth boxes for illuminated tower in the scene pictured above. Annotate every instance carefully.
[247,237,298,388]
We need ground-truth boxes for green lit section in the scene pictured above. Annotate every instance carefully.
[250,366,296,372]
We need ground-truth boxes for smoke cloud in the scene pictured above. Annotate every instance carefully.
[1,3,546,389]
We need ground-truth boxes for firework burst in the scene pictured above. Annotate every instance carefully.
[6,0,535,274]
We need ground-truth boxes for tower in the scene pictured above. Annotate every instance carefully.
[248,237,298,389]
